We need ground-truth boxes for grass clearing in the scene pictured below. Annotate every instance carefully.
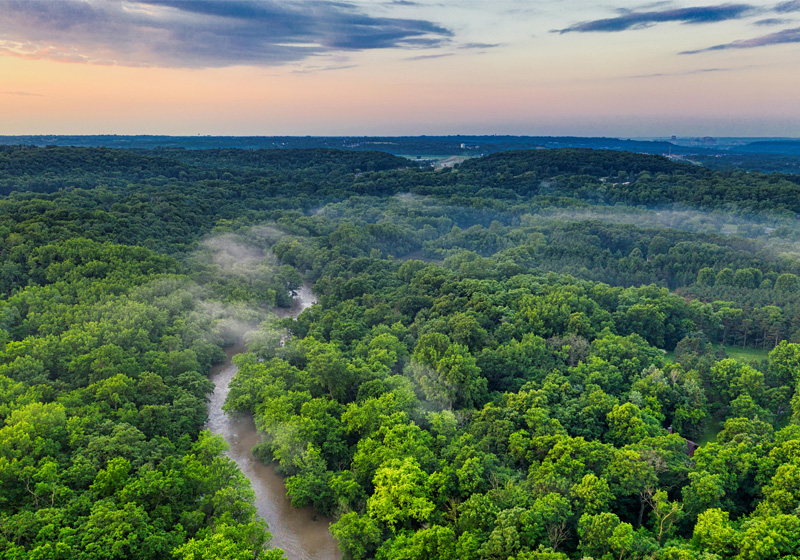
[663,345,769,364]
[723,345,770,362]
[698,420,725,446]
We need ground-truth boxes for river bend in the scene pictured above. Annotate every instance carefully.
[206,284,341,560]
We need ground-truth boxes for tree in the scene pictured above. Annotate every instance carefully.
[682,470,725,521]
[606,448,658,527]
[284,444,336,514]
[531,493,573,551]
[697,267,715,286]
[716,268,734,286]
[330,513,382,560]
[644,488,683,544]
[769,341,800,386]
[755,306,784,349]
[715,304,743,346]
[376,525,458,560]
[774,273,799,293]
[609,522,635,560]
[367,458,435,531]
[409,334,487,410]
[607,403,648,446]
[571,473,613,516]
[80,502,157,560]
[172,522,280,560]
[578,512,622,558]
[693,509,737,557]
[738,514,800,559]
[302,337,357,402]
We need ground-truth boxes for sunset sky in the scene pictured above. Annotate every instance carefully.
[1,0,798,136]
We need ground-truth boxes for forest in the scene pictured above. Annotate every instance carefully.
[4,135,800,175]
[2,145,800,559]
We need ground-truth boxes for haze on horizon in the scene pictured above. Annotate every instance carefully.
[0,0,798,138]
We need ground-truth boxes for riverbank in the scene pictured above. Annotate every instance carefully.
[206,284,341,560]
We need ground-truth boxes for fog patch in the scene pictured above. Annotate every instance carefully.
[522,205,799,240]
[181,225,302,349]
[393,192,429,205]
[195,299,263,346]
[199,233,277,277]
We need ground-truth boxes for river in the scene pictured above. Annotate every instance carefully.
[206,283,341,560]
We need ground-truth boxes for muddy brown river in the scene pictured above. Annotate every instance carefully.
[206,284,341,560]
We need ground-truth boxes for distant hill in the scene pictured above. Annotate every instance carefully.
[458,148,697,178]
[739,140,800,154]
[0,134,693,156]
[1,134,799,175]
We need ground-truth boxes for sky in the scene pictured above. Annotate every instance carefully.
[0,0,798,137]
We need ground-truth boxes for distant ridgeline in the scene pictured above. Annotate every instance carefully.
[3,146,800,558]
[2,134,800,174]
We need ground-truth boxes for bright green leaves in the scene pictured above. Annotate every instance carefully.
[682,471,725,521]
[578,512,625,558]
[693,508,737,556]
[769,341,800,387]
[173,522,280,560]
[607,403,649,447]
[571,473,613,516]
[738,514,800,560]
[375,525,458,560]
[367,458,435,531]
[0,401,67,461]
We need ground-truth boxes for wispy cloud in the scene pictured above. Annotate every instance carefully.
[291,64,357,74]
[555,3,756,33]
[626,67,730,78]
[404,52,454,60]
[775,0,800,12]
[754,17,795,25]
[0,0,452,68]
[459,42,503,49]
[681,25,800,52]
[3,90,43,96]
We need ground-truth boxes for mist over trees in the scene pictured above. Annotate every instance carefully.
[3,145,800,558]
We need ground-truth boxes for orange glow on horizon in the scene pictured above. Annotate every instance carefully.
[1,30,799,137]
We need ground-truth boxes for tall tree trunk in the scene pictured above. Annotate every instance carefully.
[637,494,646,528]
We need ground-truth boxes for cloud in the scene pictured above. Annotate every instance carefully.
[555,3,756,33]
[754,17,795,25]
[404,52,454,60]
[3,90,43,96]
[459,42,503,49]
[291,64,357,73]
[775,0,800,12]
[0,0,452,68]
[681,25,800,52]
[626,67,729,78]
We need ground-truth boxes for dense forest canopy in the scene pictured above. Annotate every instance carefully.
[2,145,800,559]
